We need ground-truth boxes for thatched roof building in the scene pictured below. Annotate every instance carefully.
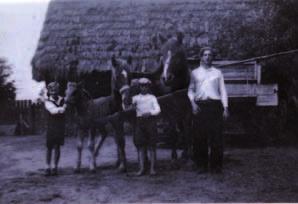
[32,0,267,83]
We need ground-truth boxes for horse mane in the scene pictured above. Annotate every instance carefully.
[81,88,93,100]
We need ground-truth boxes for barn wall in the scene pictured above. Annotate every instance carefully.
[33,0,271,81]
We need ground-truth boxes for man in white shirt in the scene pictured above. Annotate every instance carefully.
[132,78,161,176]
[188,47,229,174]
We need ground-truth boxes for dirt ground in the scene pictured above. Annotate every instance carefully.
[1,134,298,203]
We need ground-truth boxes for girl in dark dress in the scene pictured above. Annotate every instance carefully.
[44,82,66,176]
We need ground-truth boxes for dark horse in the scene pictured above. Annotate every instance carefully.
[116,32,192,160]
[64,65,131,173]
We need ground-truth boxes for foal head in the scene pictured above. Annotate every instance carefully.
[65,82,92,110]
[111,55,133,110]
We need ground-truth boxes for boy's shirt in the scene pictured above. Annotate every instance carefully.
[132,93,161,117]
[45,96,66,115]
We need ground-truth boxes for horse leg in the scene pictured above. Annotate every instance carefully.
[94,127,107,158]
[167,115,178,161]
[75,132,84,173]
[111,117,127,172]
[171,126,178,161]
[87,130,96,173]
[181,113,192,161]
[162,103,178,161]
[115,127,127,172]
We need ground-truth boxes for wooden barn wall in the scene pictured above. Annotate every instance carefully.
[33,0,270,81]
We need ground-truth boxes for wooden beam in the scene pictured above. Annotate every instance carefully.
[155,84,278,106]
[226,84,278,98]
[189,60,260,81]
[188,49,298,67]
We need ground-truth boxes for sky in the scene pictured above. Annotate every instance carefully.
[0,0,50,100]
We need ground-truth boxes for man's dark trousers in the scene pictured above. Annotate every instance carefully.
[192,99,224,171]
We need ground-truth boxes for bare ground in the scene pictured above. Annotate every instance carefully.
[1,134,298,203]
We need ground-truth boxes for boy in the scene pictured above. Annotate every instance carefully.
[44,82,67,176]
[132,78,161,176]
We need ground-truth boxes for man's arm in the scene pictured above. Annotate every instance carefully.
[219,72,229,119]
[187,71,199,114]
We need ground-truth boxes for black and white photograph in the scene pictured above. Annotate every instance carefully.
[0,0,298,203]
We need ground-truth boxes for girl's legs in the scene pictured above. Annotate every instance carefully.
[46,147,52,176]
[52,145,61,175]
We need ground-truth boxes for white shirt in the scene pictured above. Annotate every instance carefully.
[45,96,66,115]
[188,66,228,108]
[132,94,161,117]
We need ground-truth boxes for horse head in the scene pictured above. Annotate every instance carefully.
[159,32,189,90]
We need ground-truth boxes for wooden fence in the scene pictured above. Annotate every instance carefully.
[0,100,46,135]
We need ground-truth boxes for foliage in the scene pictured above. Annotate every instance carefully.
[0,58,16,107]
[211,1,298,144]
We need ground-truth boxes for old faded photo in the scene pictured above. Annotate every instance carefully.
[0,0,298,203]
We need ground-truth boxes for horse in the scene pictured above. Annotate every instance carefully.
[115,32,192,161]
[157,32,192,160]
[64,67,132,173]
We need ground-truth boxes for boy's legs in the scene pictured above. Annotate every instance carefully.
[136,147,145,176]
[149,146,156,175]
[134,118,146,176]
[147,119,157,175]
[75,131,85,173]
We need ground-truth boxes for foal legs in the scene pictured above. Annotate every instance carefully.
[75,133,84,173]
[94,126,108,158]
[87,133,96,172]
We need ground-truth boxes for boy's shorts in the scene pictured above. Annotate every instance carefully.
[134,116,158,148]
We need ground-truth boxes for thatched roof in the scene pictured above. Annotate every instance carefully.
[32,0,264,82]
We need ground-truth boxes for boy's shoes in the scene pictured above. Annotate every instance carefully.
[45,168,51,176]
[52,168,58,176]
[197,168,208,174]
[135,169,145,176]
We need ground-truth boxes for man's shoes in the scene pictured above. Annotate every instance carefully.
[52,168,58,176]
[210,167,222,174]
[45,168,51,176]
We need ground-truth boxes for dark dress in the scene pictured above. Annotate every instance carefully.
[46,98,65,149]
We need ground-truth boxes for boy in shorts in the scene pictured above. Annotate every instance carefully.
[132,78,161,176]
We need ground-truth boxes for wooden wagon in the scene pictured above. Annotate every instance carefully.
[157,59,279,147]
